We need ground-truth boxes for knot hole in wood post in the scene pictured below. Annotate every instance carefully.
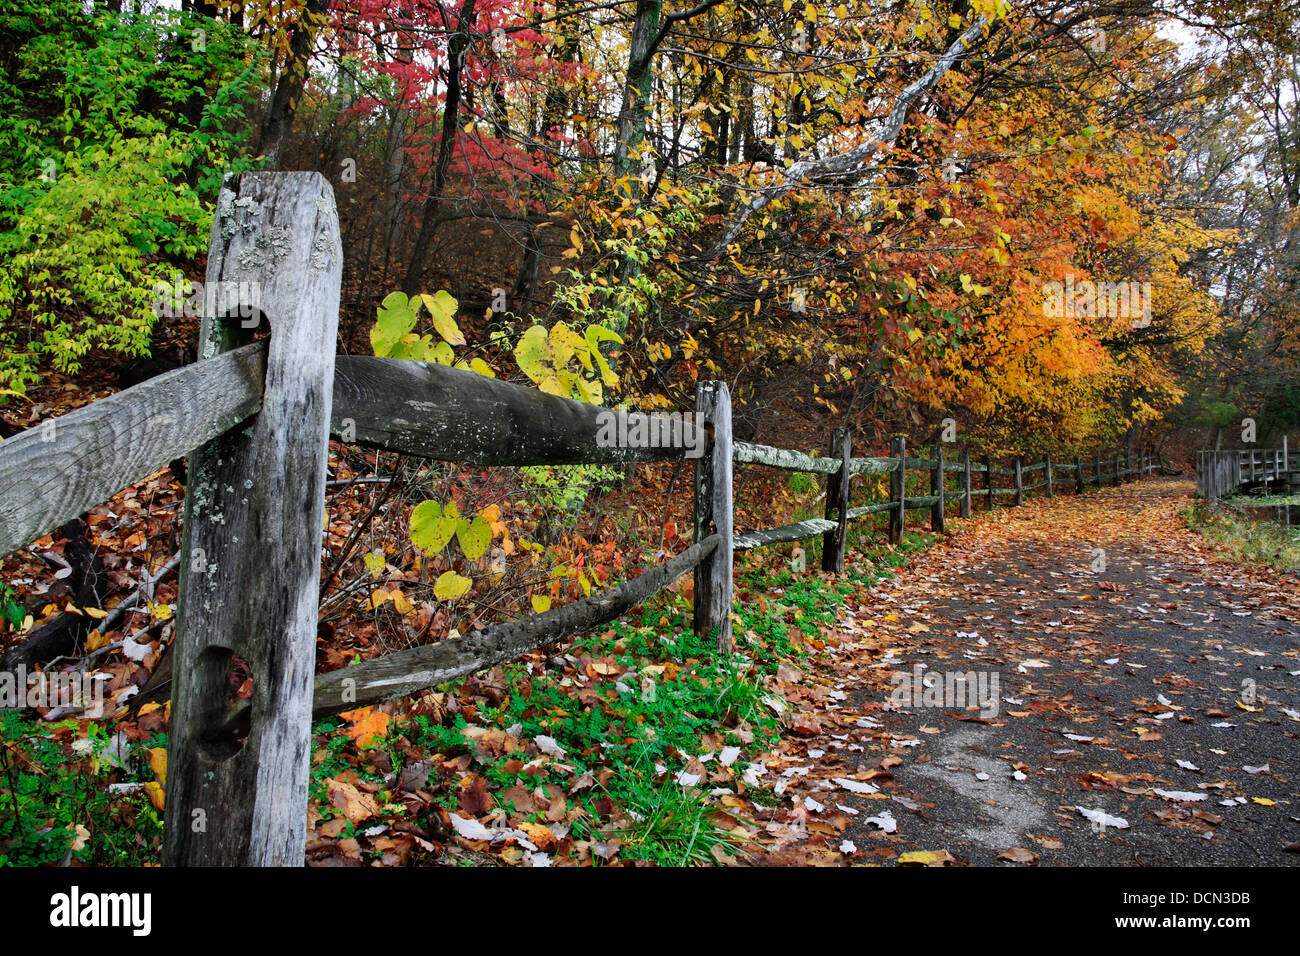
[693,381,733,653]
[166,171,341,867]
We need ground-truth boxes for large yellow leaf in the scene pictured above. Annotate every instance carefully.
[898,850,955,866]
[410,501,456,555]
[147,747,167,788]
[420,291,464,345]
[434,571,473,601]
[457,516,492,561]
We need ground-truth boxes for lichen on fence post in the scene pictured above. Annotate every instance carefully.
[960,450,972,519]
[889,436,906,544]
[693,381,733,652]
[931,445,945,533]
[165,171,341,867]
[822,427,851,573]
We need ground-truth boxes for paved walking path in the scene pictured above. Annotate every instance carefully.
[752,479,1300,866]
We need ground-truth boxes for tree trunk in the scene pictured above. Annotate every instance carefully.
[255,0,332,171]
[402,0,478,294]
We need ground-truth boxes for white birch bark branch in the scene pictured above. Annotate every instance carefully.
[708,17,989,259]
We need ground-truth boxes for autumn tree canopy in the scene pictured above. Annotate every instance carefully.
[2,0,1296,454]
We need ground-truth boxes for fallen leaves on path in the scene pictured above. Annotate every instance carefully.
[744,480,1299,866]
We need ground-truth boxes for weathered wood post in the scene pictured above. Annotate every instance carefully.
[1284,435,1289,472]
[985,455,995,511]
[693,381,733,652]
[888,436,906,545]
[960,450,972,519]
[1013,457,1023,506]
[930,445,945,533]
[1094,454,1101,487]
[822,427,851,573]
[1125,447,1131,480]
[1113,453,1121,486]
[1075,456,1084,494]
[165,171,342,866]
[1045,453,1053,498]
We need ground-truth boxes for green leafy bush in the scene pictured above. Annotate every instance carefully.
[0,2,260,399]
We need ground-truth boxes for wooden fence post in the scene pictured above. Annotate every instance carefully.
[931,445,945,533]
[1045,453,1053,498]
[1114,453,1121,486]
[1013,457,1023,506]
[1075,456,1084,494]
[985,455,995,511]
[889,436,906,544]
[1094,454,1101,487]
[960,450,971,519]
[822,427,851,573]
[693,381,733,652]
[164,171,342,866]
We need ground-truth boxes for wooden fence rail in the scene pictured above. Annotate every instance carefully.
[0,172,1163,866]
[1196,441,1290,499]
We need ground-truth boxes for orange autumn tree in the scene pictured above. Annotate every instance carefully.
[797,13,1231,452]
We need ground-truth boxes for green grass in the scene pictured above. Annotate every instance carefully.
[1227,494,1300,507]
[0,583,24,630]
[1183,500,1300,572]
[0,712,165,866]
[318,533,929,866]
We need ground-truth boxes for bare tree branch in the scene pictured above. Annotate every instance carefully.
[707,16,991,260]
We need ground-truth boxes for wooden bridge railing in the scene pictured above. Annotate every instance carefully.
[0,172,1161,866]
[1196,441,1290,499]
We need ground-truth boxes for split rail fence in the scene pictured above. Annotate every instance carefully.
[0,173,1161,866]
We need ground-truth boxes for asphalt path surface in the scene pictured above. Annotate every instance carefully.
[764,480,1300,866]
